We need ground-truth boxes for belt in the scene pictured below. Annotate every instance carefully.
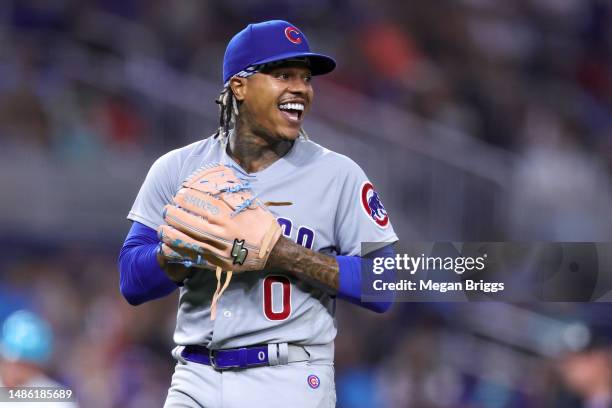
[175,343,310,370]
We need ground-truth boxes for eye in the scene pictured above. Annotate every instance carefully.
[275,72,290,80]
[303,75,312,83]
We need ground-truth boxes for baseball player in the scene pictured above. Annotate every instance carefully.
[119,20,398,408]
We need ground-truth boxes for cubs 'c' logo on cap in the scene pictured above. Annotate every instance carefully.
[307,374,320,389]
[361,182,389,228]
[284,26,303,44]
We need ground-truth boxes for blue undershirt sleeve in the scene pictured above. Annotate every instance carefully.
[118,221,178,305]
[336,244,396,313]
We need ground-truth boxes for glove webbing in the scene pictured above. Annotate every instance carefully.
[209,222,280,321]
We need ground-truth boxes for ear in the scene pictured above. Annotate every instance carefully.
[230,77,247,101]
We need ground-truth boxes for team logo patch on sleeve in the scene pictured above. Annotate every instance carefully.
[361,182,389,228]
[307,374,320,389]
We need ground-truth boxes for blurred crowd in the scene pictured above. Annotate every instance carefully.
[0,244,175,407]
[1,0,610,158]
[1,0,612,407]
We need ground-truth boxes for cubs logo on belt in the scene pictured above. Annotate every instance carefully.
[284,26,303,44]
[361,181,389,228]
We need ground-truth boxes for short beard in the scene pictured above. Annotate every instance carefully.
[235,109,300,145]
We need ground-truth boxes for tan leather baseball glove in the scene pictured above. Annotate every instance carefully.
[157,163,282,319]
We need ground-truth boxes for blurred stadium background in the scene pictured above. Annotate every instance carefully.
[0,0,611,406]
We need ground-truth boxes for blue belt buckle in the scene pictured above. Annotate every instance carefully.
[209,348,243,370]
[209,348,222,370]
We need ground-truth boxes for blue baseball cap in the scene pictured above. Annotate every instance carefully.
[223,20,336,84]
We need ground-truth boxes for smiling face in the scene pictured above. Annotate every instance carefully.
[230,61,314,142]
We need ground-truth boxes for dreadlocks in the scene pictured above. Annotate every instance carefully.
[214,85,239,140]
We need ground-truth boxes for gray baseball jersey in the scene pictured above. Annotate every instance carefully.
[128,135,397,356]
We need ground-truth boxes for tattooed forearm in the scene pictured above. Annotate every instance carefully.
[267,236,339,292]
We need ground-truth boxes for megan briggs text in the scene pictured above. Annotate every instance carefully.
[373,279,505,293]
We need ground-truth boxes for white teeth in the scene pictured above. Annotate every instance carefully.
[278,103,304,111]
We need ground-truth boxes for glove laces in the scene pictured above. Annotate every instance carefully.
[210,266,233,321]
[209,221,280,321]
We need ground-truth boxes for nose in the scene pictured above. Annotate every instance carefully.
[287,77,311,95]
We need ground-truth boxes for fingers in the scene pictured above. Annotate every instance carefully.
[176,165,256,216]
[173,188,230,224]
[163,205,227,246]
[157,227,211,270]
[157,225,228,270]
[158,224,208,254]
[158,224,230,260]
[173,187,256,222]
[158,225,261,272]
[158,243,211,270]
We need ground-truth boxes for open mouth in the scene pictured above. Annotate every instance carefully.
[278,102,305,122]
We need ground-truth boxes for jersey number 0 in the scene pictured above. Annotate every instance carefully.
[263,218,315,321]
